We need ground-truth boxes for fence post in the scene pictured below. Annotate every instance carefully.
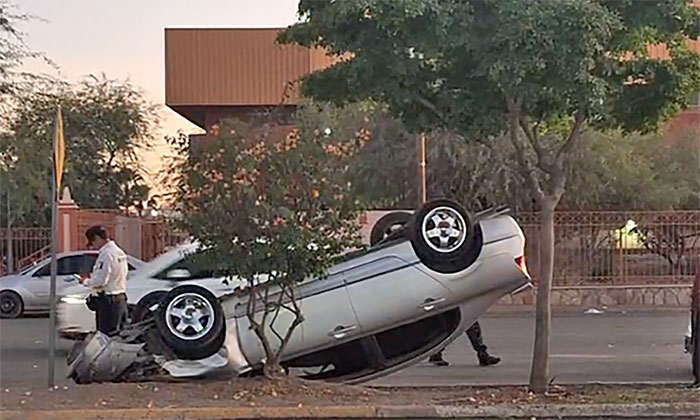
[57,187,79,252]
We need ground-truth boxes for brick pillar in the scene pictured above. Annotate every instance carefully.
[57,187,79,252]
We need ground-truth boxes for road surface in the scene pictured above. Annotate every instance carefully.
[0,310,694,387]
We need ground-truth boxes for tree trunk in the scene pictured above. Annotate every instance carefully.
[529,197,557,393]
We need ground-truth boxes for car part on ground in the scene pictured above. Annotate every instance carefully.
[67,332,150,384]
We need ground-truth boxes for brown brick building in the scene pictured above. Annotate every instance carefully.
[164,28,699,139]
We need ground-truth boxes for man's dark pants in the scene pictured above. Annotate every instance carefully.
[94,293,128,335]
[433,321,488,358]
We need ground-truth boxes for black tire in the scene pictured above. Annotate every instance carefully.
[409,199,481,274]
[132,292,166,323]
[369,211,412,246]
[154,285,225,360]
[0,291,23,319]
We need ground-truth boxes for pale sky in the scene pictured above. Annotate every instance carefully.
[17,0,300,186]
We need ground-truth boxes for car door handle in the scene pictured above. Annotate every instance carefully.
[329,325,357,339]
[419,297,445,312]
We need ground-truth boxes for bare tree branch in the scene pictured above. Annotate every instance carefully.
[505,95,545,203]
[554,109,586,163]
[268,285,288,344]
[519,116,551,174]
[414,93,444,122]
[274,284,304,360]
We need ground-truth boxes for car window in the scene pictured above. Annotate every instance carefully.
[83,254,98,273]
[33,263,50,277]
[154,255,216,281]
[34,255,85,276]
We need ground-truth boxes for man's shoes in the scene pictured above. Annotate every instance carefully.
[429,354,449,366]
[478,352,501,366]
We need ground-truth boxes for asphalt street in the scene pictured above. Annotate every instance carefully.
[0,310,694,388]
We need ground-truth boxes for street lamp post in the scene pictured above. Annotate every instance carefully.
[418,133,427,205]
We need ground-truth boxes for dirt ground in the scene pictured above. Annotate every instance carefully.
[1,377,698,412]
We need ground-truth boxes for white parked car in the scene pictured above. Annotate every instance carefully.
[0,251,144,318]
[57,243,238,339]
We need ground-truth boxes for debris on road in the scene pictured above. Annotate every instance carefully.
[584,308,604,315]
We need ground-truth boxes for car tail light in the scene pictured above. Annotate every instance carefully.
[515,256,530,277]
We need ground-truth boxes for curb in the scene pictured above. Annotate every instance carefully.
[368,380,693,388]
[3,403,700,420]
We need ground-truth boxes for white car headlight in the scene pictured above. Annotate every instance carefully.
[60,295,87,305]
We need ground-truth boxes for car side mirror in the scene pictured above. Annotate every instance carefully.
[165,268,192,279]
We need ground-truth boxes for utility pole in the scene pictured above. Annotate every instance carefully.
[418,133,427,205]
[6,183,12,273]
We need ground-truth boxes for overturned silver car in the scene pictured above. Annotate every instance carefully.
[70,199,532,384]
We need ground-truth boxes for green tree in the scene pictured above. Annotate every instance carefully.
[279,0,700,392]
[296,100,535,212]
[0,75,158,226]
[168,118,367,378]
[0,1,52,106]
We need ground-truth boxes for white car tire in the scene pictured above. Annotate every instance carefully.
[155,285,226,360]
[409,199,481,274]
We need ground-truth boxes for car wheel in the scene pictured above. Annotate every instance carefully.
[132,292,166,323]
[410,199,482,274]
[0,291,23,319]
[370,211,412,246]
[154,285,225,360]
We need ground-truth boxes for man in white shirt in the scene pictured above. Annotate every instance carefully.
[79,225,129,335]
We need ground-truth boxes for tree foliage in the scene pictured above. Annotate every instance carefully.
[0,76,158,226]
[0,1,51,104]
[300,100,699,213]
[280,0,700,392]
[168,118,368,377]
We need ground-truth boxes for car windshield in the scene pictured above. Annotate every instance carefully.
[18,263,39,275]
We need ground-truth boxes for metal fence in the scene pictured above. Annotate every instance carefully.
[3,211,699,283]
[516,211,700,286]
[0,228,52,275]
[0,219,187,275]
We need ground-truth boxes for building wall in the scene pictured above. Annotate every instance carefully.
[165,28,700,135]
[165,28,338,106]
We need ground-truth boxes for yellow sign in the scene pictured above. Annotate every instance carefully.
[53,105,65,194]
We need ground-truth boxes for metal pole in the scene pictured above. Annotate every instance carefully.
[7,180,12,273]
[48,165,57,387]
[419,133,427,205]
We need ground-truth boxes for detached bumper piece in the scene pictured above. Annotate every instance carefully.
[66,321,228,384]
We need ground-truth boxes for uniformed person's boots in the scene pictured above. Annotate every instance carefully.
[429,351,449,366]
[477,350,501,366]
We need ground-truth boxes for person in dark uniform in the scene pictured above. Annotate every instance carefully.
[79,226,129,335]
[429,321,500,366]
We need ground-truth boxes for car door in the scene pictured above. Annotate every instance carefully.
[31,255,86,302]
[342,255,455,335]
[235,271,361,364]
